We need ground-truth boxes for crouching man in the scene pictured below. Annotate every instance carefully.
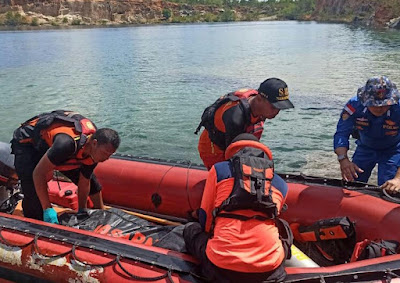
[184,133,292,283]
[11,110,120,224]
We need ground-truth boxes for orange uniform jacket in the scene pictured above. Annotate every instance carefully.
[15,112,97,171]
[198,89,264,170]
[199,141,286,273]
[41,123,96,171]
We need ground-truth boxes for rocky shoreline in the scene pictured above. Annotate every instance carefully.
[0,0,399,30]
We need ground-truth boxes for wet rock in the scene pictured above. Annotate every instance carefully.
[388,16,400,29]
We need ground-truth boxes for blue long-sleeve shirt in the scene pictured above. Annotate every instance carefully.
[334,96,400,150]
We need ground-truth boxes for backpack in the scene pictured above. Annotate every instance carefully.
[293,217,356,265]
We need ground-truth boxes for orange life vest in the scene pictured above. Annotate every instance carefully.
[203,140,289,272]
[12,110,97,170]
[212,140,277,229]
[195,89,263,149]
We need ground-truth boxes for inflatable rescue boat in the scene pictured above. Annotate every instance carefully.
[0,153,399,282]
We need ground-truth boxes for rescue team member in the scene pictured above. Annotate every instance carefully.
[334,76,400,193]
[11,110,120,224]
[195,77,294,170]
[184,133,292,282]
[0,142,18,189]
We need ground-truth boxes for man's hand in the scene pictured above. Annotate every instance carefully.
[339,158,364,182]
[43,207,59,224]
[381,178,400,195]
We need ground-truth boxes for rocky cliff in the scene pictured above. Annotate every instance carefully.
[0,0,179,25]
[0,0,399,28]
[314,0,400,28]
[0,0,257,26]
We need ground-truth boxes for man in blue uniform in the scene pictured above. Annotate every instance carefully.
[334,76,400,194]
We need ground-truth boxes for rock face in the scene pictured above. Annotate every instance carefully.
[0,0,399,27]
[314,0,400,28]
[0,0,256,26]
[0,0,183,24]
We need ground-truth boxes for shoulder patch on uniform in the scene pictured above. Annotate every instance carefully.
[341,112,349,120]
[344,103,356,115]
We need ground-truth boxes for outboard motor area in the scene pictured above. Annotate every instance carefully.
[0,142,22,214]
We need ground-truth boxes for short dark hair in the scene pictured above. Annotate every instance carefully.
[92,128,120,149]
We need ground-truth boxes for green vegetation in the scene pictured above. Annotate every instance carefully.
[204,12,218,22]
[4,11,28,26]
[162,9,172,20]
[275,0,316,20]
[219,10,236,22]
[62,17,69,24]
[166,0,316,22]
[169,10,238,23]
[71,18,81,25]
[30,17,39,26]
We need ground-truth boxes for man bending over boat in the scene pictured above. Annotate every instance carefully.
[11,110,120,224]
[334,76,400,194]
[195,78,294,170]
[184,133,292,282]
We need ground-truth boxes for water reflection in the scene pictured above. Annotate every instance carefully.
[0,21,399,182]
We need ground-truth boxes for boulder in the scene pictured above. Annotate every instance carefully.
[388,16,400,29]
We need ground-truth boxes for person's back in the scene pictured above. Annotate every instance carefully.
[184,133,291,283]
[204,160,286,273]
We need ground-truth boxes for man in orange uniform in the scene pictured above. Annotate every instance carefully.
[11,110,120,224]
[195,78,294,170]
[184,133,291,282]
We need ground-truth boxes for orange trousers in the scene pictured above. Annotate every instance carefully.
[198,130,225,170]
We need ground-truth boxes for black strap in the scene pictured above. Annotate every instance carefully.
[275,218,293,259]
[194,121,203,135]
[217,212,270,222]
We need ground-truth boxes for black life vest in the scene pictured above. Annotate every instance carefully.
[12,110,97,152]
[194,89,258,150]
[212,146,278,221]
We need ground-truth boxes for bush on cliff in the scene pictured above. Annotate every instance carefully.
[219,10,236,22]
[163,9,172,20]
[30,17,39,26]
[276,0,315,20]
[71,19,81,25]
[204,12,218,22]
[4,12,28,26]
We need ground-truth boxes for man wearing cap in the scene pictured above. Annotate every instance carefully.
[195,77,294,170]
[334,76,400,194]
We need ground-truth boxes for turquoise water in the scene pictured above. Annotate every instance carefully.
[1,21,400,179]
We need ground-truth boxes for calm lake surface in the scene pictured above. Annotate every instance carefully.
[1,21,400,181]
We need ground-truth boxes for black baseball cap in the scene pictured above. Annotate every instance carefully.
[258,78,294,109]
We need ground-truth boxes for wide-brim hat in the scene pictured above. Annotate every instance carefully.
[358,76,400,107]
